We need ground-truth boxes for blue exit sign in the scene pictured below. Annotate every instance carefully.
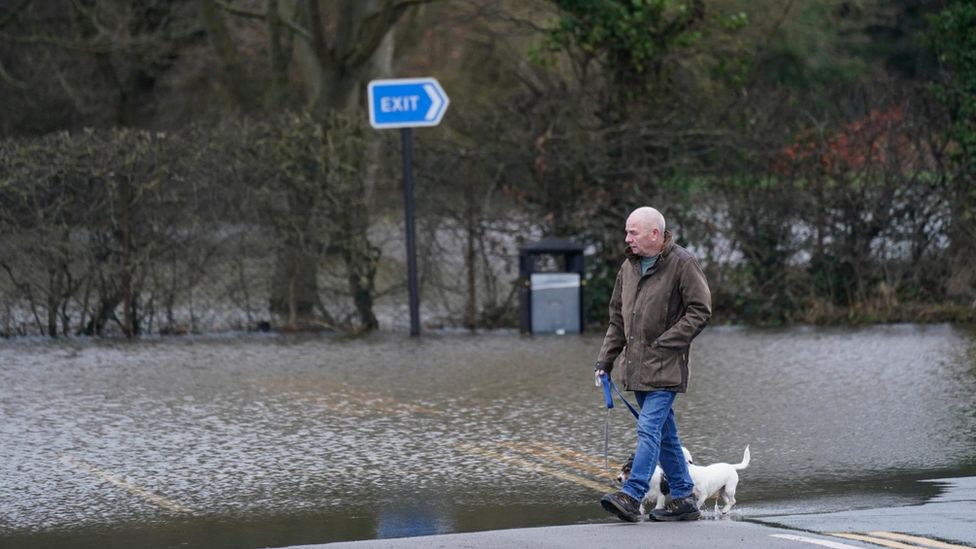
[367,78,450,129]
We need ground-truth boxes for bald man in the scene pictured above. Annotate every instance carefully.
[596,207,712,522]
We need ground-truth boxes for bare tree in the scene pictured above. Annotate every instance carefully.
[198,0,431,330]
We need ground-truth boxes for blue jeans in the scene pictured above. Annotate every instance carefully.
[621,390,694,502]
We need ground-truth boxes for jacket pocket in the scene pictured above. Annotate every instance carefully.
[640,345,684,387]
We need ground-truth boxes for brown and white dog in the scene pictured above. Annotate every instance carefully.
[616,446,694,513]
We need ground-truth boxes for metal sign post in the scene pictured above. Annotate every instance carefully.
[400,127,420,336]
[368,78,450,336]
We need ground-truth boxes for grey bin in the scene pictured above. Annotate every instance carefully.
[530,273,581,334]
[518,237,585,334]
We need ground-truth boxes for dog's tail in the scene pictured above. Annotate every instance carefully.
[734,445,751,470]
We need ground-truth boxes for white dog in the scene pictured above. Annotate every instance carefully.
[617,445,750,515]
[687,445,750,514]
[616,446,694,513]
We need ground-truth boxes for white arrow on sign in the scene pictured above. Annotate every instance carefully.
[423,83,443,121]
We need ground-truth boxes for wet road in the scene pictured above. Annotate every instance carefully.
[290,474,976,549]
[1,324,975,548]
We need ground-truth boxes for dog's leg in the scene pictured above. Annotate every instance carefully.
[721,491,736,514]
[654,494,668,510]
[722,476,739,514]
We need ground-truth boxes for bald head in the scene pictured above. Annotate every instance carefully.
[627,207,666,234]
[625,207,666,257]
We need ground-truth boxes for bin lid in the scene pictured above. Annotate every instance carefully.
[530,272,581,290]
[522,237,585,254]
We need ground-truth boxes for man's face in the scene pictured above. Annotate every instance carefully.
[625,215,660,256]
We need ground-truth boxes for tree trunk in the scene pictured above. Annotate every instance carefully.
[46,267,60,338]
[333,156,380,331]
[343,240,380,331]
[947,176,976,301]
[465,211,478,332]
[122,177,134,339]
[269,238,322,328]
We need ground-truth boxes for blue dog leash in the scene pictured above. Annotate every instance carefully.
[601,373,640,419]
[598,372,640,467]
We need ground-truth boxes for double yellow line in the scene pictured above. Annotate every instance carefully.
[830,531,971,549]
[247,377,438,416]
[457,440,619,494]
[59,455,193,514]
[60,377,435,515]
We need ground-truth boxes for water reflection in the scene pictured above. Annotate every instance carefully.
[375,503,453,539]
[1,324,975,548]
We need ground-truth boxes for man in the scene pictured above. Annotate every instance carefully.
[595,206,712,522]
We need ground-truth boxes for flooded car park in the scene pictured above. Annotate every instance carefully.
[2,324,975,548]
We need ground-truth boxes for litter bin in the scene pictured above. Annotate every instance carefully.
[530,272,581,334]
[519,237,585,334]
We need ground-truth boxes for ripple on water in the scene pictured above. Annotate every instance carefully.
[1,326,975,535]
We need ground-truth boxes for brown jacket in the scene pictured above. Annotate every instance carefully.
[595,231,711,393]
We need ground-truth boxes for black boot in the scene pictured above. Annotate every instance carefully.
[600,491,642,522]
[650,496,701,521]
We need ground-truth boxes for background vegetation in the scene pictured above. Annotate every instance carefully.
[1,0,974,337]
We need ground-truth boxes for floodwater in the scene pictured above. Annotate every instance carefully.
[1,324,975,549]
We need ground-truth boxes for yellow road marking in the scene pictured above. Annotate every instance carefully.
[247,377,437,415]
[867,532,972,549]
[498,440,621,477]
[60,455,193,514]
[771,534,869,549]
[304,396,431,416]
[830,533,927,549]
[457,444,611,493]
[529,440,625,471]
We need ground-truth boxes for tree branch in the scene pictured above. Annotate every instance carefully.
[304,0,331,67]
[0,59,29,88]
[199,0,257,109]
[0,28,193,54]
[343,0,431,67]
[0,0,32,30]
[214,0,263,19]
[215,0,312,40]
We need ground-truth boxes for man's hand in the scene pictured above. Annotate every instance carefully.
[595,369,606,386]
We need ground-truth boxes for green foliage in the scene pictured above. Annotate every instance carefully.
[763,3,866,89]
[541,0,751,92]
[925,0,976,300]
[928,0,976,168]
[543,0,708,87]
[583,259,618,327]
[720,10,748,31]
